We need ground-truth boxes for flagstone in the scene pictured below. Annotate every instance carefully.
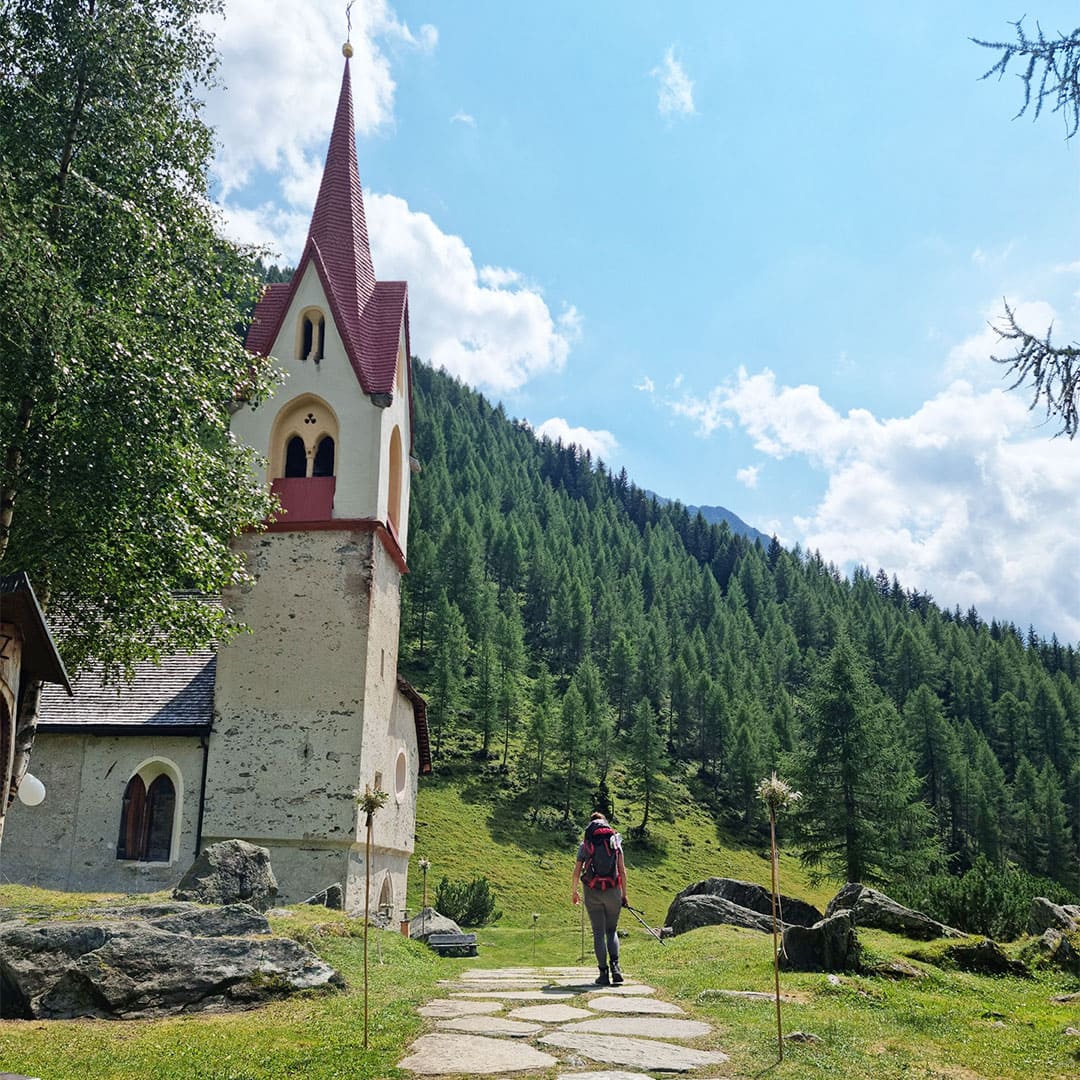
[553,1073,657,1080]
[539,1032,729,1072]
[585,983,656,996]
[442,980,550,992]
[507,1003,594,1022]
[418,998,504,1018]
[558,1017,713,1040]
[586,995,686,1015]
[435,1016,543,1037]
[452,989,577,1000]
[398,1033,558,1075]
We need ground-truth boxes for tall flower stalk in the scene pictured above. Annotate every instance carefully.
[757,772,802,1062]
[418,856,431,909]
[355,786,389,1049]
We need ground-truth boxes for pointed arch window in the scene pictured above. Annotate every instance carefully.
[298,309,325,362]
[388,425,403,535]
[285,435,307,478]
[313,435,335,477]
[117,769,177,862]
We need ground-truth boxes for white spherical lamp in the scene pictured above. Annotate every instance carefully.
[17,772,46,807]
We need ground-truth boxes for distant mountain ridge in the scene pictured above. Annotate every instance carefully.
[645,490,771,546]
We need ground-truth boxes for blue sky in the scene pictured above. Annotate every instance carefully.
[204,1,1080,641]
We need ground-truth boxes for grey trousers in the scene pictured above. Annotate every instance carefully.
[583,885,622,967]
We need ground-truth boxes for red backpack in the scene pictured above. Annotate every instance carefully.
[582,821,619,890]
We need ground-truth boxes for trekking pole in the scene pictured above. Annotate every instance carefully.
[624,903,665,944]
[579,900,586,962]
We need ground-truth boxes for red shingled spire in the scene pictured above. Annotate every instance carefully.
[307,58,376,325]
[245,57,410,409]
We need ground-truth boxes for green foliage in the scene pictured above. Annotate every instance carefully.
[401,361,1080,896]
[892,855,1077,941]
[434,875,503,927]
[0,0,278,676]
[789,637,941,886]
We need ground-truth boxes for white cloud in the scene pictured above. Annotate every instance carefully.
[699,363,1080,639]
[367,194,576,393]
[651,47,695,118]
[451,111,477,126]
[534,418,618,463]
[635,376,655,393]
[736,465,760,489]
[207,2,578,393]
[479,266,522,288]
[204,1,434,198]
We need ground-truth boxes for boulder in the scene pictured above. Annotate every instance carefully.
[666,894,775,936]
[666,877,821,929]
[780,912,861,972]
[409,907,463,941]
[825,882,962,940]
[173,839,278,912]
[941,939,1029,978]
[1028,897,1080,936]
[0,906,342,1020]
[1028,929,1080,975]
[303,884,344,911]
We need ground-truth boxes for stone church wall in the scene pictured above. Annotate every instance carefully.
[1,732,204,892]
[204,527,392,904]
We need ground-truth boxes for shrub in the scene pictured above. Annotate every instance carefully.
[434,875,503,927]
[892,856,1078,940]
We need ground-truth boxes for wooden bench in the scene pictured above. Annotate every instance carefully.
[426,932,478,957]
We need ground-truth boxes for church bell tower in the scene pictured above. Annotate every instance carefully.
[200,45,423,913]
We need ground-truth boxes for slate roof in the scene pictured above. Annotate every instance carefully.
[245,59,411,414]
[38,649,215,733]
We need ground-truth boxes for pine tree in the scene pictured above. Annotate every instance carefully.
[559,683,588,820]
[428,592,469,758]
[627,697,670,834]
[791,637,939,885]
[523,667,555,821]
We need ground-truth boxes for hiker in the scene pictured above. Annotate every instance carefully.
[571,811,627,986]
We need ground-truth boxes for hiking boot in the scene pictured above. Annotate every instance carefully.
[594,966,610,986]
[610,961,624,985]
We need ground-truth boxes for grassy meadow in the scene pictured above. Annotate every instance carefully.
[1,774,1078,1079]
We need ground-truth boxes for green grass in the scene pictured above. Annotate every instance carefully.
[2,775,1078,1079]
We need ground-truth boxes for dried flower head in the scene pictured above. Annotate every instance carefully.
[756,772,802,812]
[354,786,390,821]
[418,857,431,871]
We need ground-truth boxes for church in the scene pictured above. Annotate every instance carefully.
[0,49,431,917]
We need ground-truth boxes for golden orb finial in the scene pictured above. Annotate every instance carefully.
[343,41,354,58]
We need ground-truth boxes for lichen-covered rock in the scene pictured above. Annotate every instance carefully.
[941,939,1029,978]
[780,912,861,972]
[1028,897,1080,936]
[666,877,821,930]
[303,884,344,910]
[666,894,775,936]
[409,907,463,941]
[1025,929,1080,975]
[173,839,278,912]
[825,882,962,940]
[0,906,341,1020]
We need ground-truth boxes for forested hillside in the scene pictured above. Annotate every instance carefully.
[399,361,1080,907]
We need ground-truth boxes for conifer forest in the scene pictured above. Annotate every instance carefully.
[399,361,1080,910]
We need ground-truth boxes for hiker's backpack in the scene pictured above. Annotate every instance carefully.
[582,821,619,890]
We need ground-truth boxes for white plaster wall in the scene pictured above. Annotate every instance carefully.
[0,733,204,893]
[345,846,410,920]
[207,529,372,847]
[234,264,412,551]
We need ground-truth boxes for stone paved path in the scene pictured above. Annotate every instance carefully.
[397,965,729,1076]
